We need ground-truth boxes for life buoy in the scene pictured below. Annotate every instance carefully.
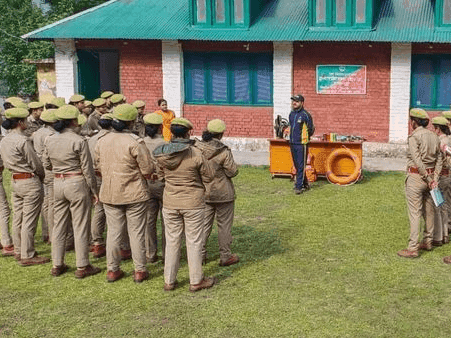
[325,148,361,185]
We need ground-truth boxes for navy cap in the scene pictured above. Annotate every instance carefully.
[291,94,304,102]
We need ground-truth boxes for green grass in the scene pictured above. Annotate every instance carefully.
[1,167,450,337]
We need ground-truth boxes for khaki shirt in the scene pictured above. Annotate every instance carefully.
[195,139,238,203]
[153,138,214,210]
[42,128,97,195]
[95,131,154,205]
[143,135,166,199]
[133,115,146,138]
[25,115,43,138]
[32,126,55,161]
[406,126,443,183]
[88,129,109,158]
[0,130,44,179]
[86,111,102,135]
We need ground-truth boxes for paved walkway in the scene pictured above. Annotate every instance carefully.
[232,151,406,172]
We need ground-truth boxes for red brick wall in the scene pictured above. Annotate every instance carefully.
[293,42,391,142]
[183,105,274,137]
[182,41,274,138]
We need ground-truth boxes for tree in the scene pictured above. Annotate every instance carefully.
[0,0,105,97]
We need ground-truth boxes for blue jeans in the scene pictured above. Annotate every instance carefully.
[290,144,308,190]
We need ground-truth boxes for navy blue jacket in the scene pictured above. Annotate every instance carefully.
[289,108,315,145]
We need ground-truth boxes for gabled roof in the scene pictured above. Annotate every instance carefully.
[23,0,451,43]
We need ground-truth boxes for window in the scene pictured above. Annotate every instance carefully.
[191,0,248,27]
[184,53,273,106]
[411,55,451,109]
[436,0,451,27]
[310,0,372,28]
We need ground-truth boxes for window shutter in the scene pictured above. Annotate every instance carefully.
[233,56,251,104]
[412,58,434,107]
[437,58,451,107]
[210,56,228,103]
[255,55,272,104]
[186,55,206,103]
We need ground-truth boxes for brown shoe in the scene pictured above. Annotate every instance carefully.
[2,245,14,256]
[432,240,443,247]
[65,243,75,252]
[443,255,451,264]
[219,254,240,267]
[397,249,419,258]
[51,264,69,277]
[189,277,216,292]
[163,280,179,291]
[14,253,21,261]
[120,249,132,261]
[419,242,433,251]
[133,270,149,283]
[74,264,101,279]
[106,269,124,283]
[92,244,106,259]
[19,254,50,266]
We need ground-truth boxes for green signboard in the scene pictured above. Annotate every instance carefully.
[316,65,367,94]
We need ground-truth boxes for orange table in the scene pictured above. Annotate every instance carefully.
[269,139,363,179]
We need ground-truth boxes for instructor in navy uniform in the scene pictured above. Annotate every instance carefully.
[288,94,315,195]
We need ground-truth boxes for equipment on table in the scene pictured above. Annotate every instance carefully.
[274,115,289,139]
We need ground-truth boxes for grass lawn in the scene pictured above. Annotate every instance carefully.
[1,167,451,337]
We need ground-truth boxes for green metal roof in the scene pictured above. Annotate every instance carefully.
[23,0,451,43]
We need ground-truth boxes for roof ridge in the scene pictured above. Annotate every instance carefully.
[22,0,120,39]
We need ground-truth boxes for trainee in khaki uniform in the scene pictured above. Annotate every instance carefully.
[0,135,13,256]
[87,113,113,258]
[87,98,109,136]
[32,109,58,244]
[100,91,114,110]
[195,119,240,266]
[0,108,49,266]
[25,102,45,137]
[398,108,443,258]
[132,100,147,138]
[110,94,126,108]
[69,94,85,114]
[153,117,216,292]
[431,116,451,247]
[142,113,167,263]
[440,110,451,237]
[42,105,101,278]
[94,104,154,283]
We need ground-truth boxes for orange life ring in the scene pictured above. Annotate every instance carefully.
[325,148,361,185]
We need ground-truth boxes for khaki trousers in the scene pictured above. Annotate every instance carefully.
[202,202,234,263]
[11,176,43,259]
[52,176,91,268]
[145,198,165,261]
[434,176,451,242]
[405,174,435,251]
[104,201,147,272]
[163,207,204,285]
[0,171,11,247]
[91,179,105,245]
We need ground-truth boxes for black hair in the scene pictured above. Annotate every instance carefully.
[45,103,58,109]
[145,124,160,138]
[98,119,112,130]
[158,99,167,106]
[438,124,451,135]
[2,118,21,130]
[170,124,189,138]
[111,119,128,132]
[411,116,429,128]
[202,130,222,142]
[3,102,14,110]
[39,119,54,127]
[53,119,72,132]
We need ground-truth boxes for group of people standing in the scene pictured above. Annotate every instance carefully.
[398,108,451,262]
[0,92,239,292]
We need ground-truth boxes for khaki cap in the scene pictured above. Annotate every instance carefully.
[56,105,79,120]
[442,111,451,119]
[132,100,146,108]
[40,109,58,123]
[69,94,85,103]
[28,102,44,109]
[5,108,29,119]
[92,98,106,107]
[207,119,226,133]
[84,100,92,107]
[409,108,429,120]
[100,91,114,99]
[143,113,163,125]
[51,97,66,108]
[171,117,193,130]
[432,116,449,126]
[100,113,113,120]
[5,97,23,104]
[77,114,87,126]
[39,94,56,105]
[113,104,137,121]
[6,97,27,109]
[110,94,125,104]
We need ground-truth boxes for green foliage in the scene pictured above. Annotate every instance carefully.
[0,0,105,97]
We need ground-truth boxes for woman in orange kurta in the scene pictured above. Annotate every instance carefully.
[154,99,175,141]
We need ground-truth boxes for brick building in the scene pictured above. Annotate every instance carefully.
[23,0,451,148]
